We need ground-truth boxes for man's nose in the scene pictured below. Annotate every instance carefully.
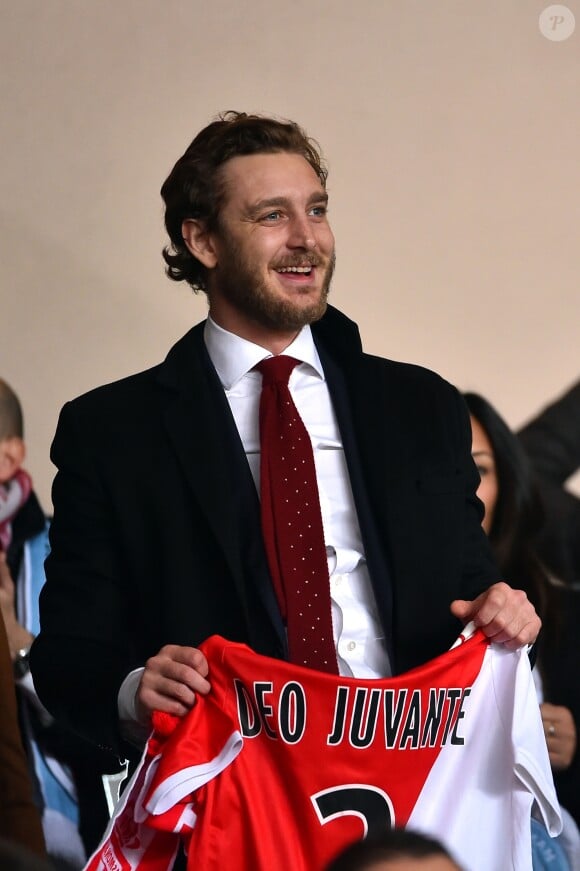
[287,216,316,250]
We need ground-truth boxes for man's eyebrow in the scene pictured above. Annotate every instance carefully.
[306,191,329,206]
[247,191,329,217]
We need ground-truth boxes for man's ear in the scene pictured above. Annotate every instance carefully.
[182,219,218,270]
[0,437,25,484]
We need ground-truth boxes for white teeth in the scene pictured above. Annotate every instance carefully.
[277,266,312,273]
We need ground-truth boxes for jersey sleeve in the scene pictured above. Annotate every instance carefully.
[506,650,563,837]
[84,685,243,870]
[145,694,243,818]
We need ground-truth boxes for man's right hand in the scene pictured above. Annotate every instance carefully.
[135,644,210,723]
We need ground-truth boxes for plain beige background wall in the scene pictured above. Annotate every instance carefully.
[1,0,578,509]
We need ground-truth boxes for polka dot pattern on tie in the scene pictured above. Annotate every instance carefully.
[257,356,338,674]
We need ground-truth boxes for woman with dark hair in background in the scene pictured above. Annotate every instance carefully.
[464,392,580,864]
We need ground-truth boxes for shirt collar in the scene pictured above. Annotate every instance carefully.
[204,316,325,390]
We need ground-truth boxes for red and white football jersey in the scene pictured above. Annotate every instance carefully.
[86,630,561,871]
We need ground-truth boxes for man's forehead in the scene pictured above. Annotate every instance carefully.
[218,151,325,204]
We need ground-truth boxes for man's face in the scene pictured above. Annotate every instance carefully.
[203,152,335,337]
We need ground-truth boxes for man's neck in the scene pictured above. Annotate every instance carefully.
[208,306,300,356]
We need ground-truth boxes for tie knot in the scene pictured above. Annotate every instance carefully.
[257,355,299,386]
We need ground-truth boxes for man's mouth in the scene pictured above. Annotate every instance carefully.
[275,265,313,275]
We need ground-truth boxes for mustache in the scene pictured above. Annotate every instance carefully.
[272,254,326,269]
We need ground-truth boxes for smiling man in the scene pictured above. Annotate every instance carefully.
[31,112,539,764]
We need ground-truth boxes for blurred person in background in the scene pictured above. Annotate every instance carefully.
[518,379,580,590]
[0,378,116,867]
[0,837,55,871]
[0,608,46,856]
[324,828,463,871]
[465,391,580,867]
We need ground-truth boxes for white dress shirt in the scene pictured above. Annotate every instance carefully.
[204,316,391,679]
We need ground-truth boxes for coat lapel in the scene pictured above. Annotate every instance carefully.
[155,323,286,648]
[316,343,395,660]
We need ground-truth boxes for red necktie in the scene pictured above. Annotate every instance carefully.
[257,356,338,674]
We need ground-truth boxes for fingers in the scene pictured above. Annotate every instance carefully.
[451,582,541,649]
[0,553,18,625]
[449,598,471,622]
[137,644,211,721]
[0,552,15,590]
[540,703,577,771]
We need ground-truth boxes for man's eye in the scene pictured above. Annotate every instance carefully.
[262,211,282,221]
[476,464,490,477]
[310,205,327,217]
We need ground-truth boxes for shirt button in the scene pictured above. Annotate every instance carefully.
[347,641,356,652]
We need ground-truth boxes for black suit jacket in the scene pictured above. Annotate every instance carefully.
[31,306,499,754]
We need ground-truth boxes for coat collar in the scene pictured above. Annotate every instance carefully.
[155,322,246,578]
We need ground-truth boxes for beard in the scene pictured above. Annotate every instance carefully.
[211,238,335,332]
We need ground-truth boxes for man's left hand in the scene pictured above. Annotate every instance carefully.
[450,581,541,649]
